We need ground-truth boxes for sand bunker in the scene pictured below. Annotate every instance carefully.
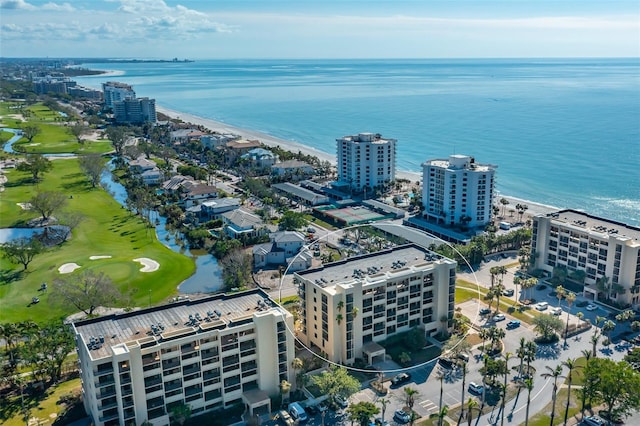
[59,263,81,274]
[89,255,112,260]
[17,202,32,210]
[133,257,159,272]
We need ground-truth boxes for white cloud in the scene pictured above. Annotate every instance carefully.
[42,2,75,12]
[0,0,36,10]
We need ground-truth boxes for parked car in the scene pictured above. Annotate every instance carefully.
[276,410,295,426]
[479,307,491,315]
[493,313,506,322]
[535,302,549,311]
[334,394,348,409]
[468,382,484,395]
[374,418,390,426]
[586,304,598,311]
[393,409,411,424]
[506,319,521,329]
[288,402,308,422]
[581,415,606,426]
[551,307,563,316]
[438,357,454,369]
[457,353,470,363]
[502,289,515,297]
[391,372,412,386]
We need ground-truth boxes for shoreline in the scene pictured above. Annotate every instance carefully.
[157,105,561,217]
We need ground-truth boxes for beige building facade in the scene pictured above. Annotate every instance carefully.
[532,209,640,307]
[72,289,294,426]
[295,244,456,364]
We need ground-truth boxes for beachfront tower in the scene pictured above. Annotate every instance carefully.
[336,132,396,194]
[422,154,496,229]
[531,210,640,308]
[295,244,456,364]
[103,81,136,108]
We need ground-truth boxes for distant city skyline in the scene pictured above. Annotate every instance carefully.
[1,0,639,59]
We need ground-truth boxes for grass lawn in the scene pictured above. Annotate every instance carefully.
[1,130,14,143]
[1,378,82,426]
[456,279,541,324]
[524,388,582,426]
[25,104,63,121]
[0,158,195,323]
[11,122,112,155]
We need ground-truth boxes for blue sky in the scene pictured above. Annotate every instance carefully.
[1,0,638,58]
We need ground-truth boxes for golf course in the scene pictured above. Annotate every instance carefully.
[0,101,195,324]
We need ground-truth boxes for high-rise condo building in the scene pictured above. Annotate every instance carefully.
[295,244,456,364]
[72,289,294,426]
[113,97,157,124]
[103,81,136,108]
[336,132,396,193]
[532,210,640,307]
[422,154,496,228]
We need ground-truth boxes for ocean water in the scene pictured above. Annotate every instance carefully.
[75,59,640,226]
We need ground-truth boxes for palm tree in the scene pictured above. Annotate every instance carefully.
[465,398,479,426]
[377,397,390,424]
[523,377,534,426]
[291,357,303,391]
[280,379,291,403]
[500,352,513,426]
[524,341,537,377]
[591,315,605,357]
[437,405,449,426]
[541,365,564,426]
[513,276,522,306]
[500,198,509,218]
[601,320,616,345]
[403,386,419,412]
[436,371,446,424]
[579,350,592,418]
[516,337,527,378]
[459,362,469,419]
[562,358,581,425]
[494,283,505,313]
[479,328,490,352]
[564,291,576,347]
[555,285,565,307]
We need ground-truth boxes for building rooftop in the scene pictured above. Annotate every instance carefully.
[541,209,640,242]
[296,244,452,291]
[272,160,312,169]
[73,289,281,361]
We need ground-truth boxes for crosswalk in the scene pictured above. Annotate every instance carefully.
[418,399,437,413]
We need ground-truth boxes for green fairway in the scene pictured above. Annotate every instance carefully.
[11,122,112,155]
[0,159,195,323]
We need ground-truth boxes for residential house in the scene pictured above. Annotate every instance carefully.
[271,160,315,179]
[181,184,219,208]
[201,198,241,220]
[221,209,268,239]
[253,231,313,272]
[240,148,279,168]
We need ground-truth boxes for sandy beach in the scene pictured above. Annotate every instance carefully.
[157,106,561,217]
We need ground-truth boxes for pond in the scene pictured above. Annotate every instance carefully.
[1,128,23,154]
[0,225,70,244]
[100,162,224,294]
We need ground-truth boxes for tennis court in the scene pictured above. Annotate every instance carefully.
[314,205,390,225]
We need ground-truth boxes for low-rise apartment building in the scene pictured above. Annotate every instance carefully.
[532,209,640,307]
[72,289,294,426]
[295,244,456,364]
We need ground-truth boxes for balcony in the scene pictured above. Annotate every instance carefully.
[94,366,114,376]
[99,409,119,423]
[98,388,116,399]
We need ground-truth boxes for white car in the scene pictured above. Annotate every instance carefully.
[551,307,562,316]
[586,304,598,311]
[468,382,484,395]
[493,313,506,322]
[535,302,549,311]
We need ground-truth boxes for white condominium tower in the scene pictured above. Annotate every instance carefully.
[72,289,294,426]
[422,154,496,228]
[295,244,456,364]
[102,81,136,108]
[532,210,640,307]
[336,132,396,193]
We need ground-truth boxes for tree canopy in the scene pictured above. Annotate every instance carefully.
[346,401,380,426]
[310,365,361,402]
[49,270,122,315]
[16,154,52,181]
[1,237,44,270]
[79,154,106,188]
[532,314,564,342]
[29,191,67,221]
[278,210,306,231]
